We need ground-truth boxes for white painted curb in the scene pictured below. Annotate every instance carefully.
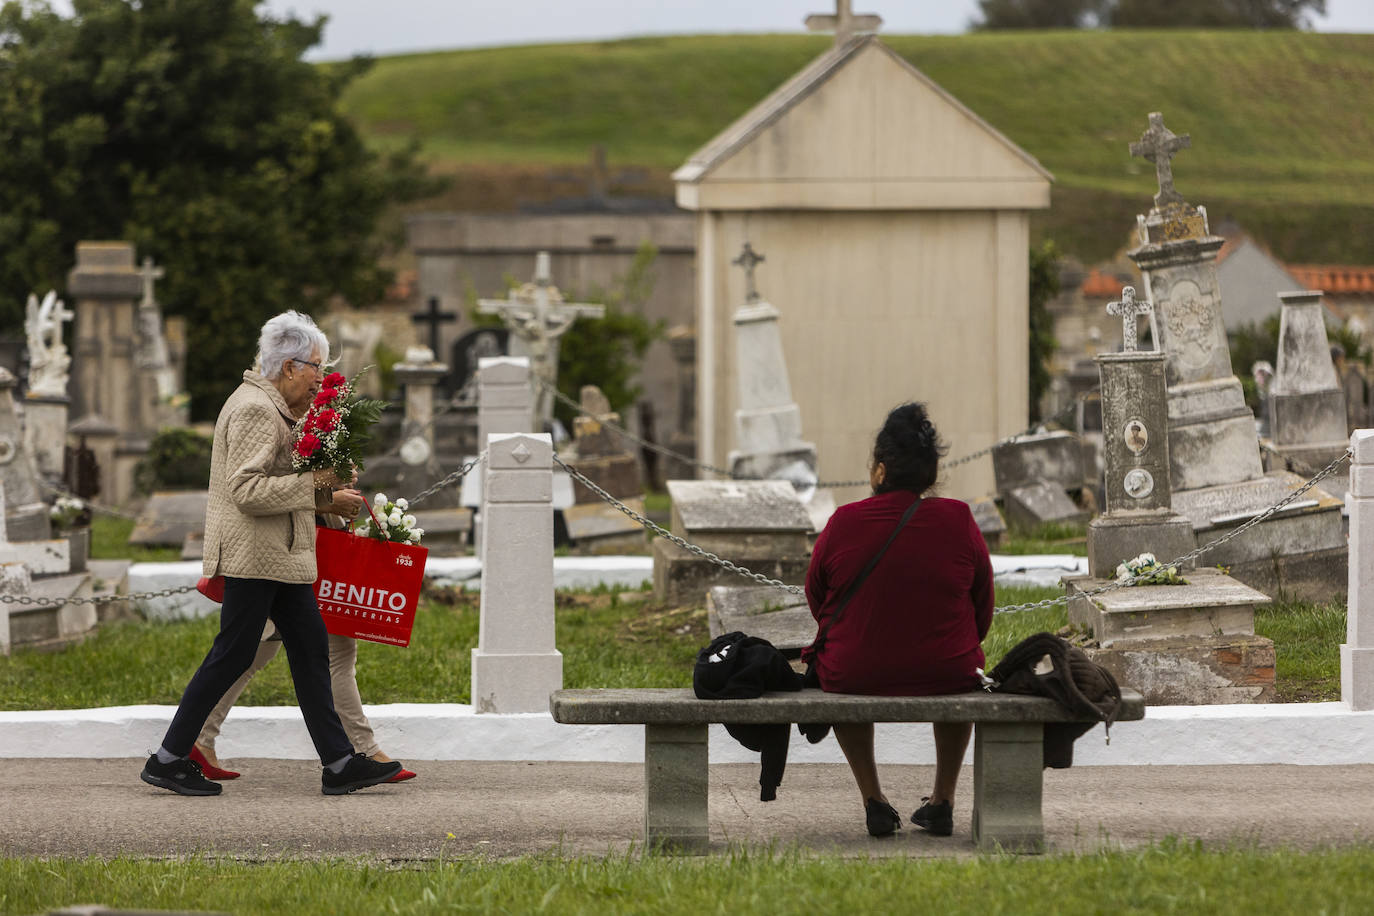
[4,701,1372,766]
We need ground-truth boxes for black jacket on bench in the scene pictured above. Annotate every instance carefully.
[693,631,805,801]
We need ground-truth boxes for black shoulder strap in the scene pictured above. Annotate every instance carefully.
[812,496,922,653]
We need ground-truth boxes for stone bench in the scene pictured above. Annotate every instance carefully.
[550,686,1146,854]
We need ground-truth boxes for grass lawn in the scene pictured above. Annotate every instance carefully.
[5,842,1374,914]
[90,515,181,563]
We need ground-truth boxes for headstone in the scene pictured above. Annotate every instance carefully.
[24,290,73,398]
[991,430,1084,495]
[133,256,188,429]
[477,251,605,431]
[392,345,461,510]
[1065,281,1277,706]
[0,369,52,541]
[962,497,1007,549]
[1086,347,1196,578]
[725,245,820,492]
[472,432,562,714]
[569,384,641,502]
[1002,480,1087,531]
[652,479,811,606]
[22,291,73,482]
[447,326,511,403]
[67,242,156,506]
[661,326,697,483]
[1124,113,1345,600]
[1344,429,1374,710]
[1266,290,1349,473]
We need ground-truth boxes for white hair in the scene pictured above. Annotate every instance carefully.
[256,311,330,380]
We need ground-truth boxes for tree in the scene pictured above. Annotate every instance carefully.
[554,242,664,432]
[1027,240,1060,423]
[1109,0,1325,28]
[0,0,442,417]
[973,0,1107,29]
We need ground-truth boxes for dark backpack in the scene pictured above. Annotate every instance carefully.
[989,632,1123,768]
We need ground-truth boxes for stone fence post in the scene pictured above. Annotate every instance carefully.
[471,432,561,714]
[1343,429,1374,709]
[477,357,533,451]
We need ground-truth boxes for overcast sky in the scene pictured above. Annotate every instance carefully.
[249,0,1374,61]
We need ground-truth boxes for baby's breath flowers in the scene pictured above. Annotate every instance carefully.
[354,493,425,545]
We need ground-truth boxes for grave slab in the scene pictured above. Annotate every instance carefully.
[1003,480,1087,531]
[1064,567,1269,648]
[563,500,647,554]
[706,585,814,655]
[1087,633,1275,705]
[992,431,1084,494]
[128,490,207,546]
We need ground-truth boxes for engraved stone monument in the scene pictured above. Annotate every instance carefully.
[1125,113,1345,599]
[1266,290,1349,474]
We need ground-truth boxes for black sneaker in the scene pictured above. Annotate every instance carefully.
[140,754,223,797]
[865,798,902,838]
[322,753,403,795]
[910,797,953,836]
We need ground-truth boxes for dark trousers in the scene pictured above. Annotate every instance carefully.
[161,577,353,764]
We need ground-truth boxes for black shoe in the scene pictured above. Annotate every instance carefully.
[322,753,403,795]
[910,797,953,836]
[865,798,902,838]
[140,754,223,797]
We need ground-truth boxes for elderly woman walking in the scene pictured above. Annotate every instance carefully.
[140,311,400,796]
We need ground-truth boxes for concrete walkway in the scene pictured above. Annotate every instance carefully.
[5,759,1374,860]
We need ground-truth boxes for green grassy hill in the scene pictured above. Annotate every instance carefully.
[340,31,1374,263]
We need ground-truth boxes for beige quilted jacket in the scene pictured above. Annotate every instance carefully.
[202,371,319,583]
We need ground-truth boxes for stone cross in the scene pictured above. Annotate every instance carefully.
[138,257,164,308]
[411,297,458,357]
[1129,112,1191,209]
[1107,286,1153,353]
[732,242,766,303]
[805,0,883,45]
[477,252,604,428]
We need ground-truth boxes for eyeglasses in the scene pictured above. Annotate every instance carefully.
[292,358,323,373]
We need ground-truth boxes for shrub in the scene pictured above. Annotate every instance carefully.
[134,428,213,494]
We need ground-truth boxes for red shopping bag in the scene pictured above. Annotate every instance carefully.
[313,525,427,647]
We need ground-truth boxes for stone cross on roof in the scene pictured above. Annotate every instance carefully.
[805,0,882,46]
[1129,112,1191,209]
[138,256,164,308]
[732,242,766,303]
[1107,286,1153,353]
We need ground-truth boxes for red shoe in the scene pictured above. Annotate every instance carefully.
[387,768,417,783]
[188,745,240,780]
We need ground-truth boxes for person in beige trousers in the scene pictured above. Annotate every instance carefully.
[189,502,415,783]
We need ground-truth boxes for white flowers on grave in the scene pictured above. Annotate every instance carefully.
[49,495,85,531]
[1114,552,1187,586]
[354,492,424,545]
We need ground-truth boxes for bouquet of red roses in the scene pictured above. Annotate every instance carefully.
[291,367,386,482]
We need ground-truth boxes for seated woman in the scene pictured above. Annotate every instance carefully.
[801,402,993,838]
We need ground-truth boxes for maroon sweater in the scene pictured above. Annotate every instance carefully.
[802,491,994,696]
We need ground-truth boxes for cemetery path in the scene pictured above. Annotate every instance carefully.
[4,760,1374,859]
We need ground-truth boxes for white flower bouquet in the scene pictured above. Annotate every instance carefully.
[354,492,424,545]
[49,495,85,531]
[1114,552,1187,586]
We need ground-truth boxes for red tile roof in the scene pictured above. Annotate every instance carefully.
[1081,268,1127,299]
[1288,265,1374,296]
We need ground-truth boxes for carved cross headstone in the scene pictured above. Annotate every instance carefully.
[1129,112,1191,209]
[412,297,458,357]
[138,256,164,308]
[805,0,883,46]
[732,242,766,304]
[1107,286,1154,353]
[477,252,604,428]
